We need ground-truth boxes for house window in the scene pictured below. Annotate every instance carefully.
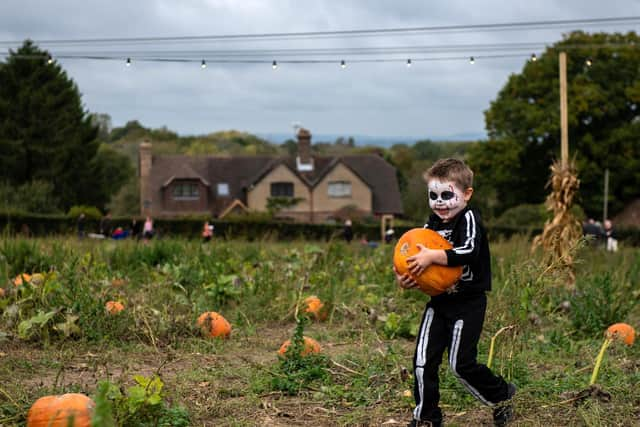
[217,182,230,196]
[328,181,351,198]
[173,182,199,200]
[271,182,294,197]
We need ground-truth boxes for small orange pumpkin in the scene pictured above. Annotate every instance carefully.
[26,393,94,427]
[197,311,231,338]
[111,278,126,288]
[0,288,5,298]
[605,323,635,346]
[105,301,124,315]
[13,273,32,286]
[393,228,463,296]
[278,336,321,357]
[303,295,327,320]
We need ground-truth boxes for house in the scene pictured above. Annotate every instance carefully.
[139,128,403,223]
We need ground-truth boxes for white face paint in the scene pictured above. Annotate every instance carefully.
[428,180,466,221]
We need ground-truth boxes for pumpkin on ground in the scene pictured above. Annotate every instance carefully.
[393,228,463,296]
[12,273,32,286]
[278,336,321,357]
[605,323,635,346]
[26,393,95,427]
[197,311,231,338]
[111,278,126,288]
[303,295,327,320]
[105,300,125,315]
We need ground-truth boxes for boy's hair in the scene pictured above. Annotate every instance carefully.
[423,158,474,190]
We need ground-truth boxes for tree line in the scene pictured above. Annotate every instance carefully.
[1,33,639,224]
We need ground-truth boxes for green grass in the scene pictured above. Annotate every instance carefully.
[0,236,638,426]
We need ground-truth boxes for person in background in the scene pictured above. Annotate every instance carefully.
[143,216,154,241]
[202,220,214,243]
[77,213,86,240]
[343,219,354,243]
[99,212,112,237]
[604,219,618,252]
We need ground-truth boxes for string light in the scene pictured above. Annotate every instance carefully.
[469,56,475,64]
[272,60,278,69]
[406,58,412,67]
[201,59,207,68]
[47,55,53,64]
[126,57,131,66]
[340,59,346,69]
[530,53,537,61]
[585,57,593,66]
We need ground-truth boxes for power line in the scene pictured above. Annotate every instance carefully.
[1,16,639,46]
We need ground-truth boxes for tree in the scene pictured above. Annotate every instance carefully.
[0,41,107,210]
[473,31,640,218]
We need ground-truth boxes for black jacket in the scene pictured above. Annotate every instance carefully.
[424,206,491,303]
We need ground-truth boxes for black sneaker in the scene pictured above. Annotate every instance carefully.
[407,419,442,427]
[493,382,517,426]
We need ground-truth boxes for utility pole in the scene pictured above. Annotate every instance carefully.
[603,168,609,223]
[559,51,569,168]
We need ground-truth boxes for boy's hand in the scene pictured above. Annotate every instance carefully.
[407,244,433,277]
[394,266,418,289]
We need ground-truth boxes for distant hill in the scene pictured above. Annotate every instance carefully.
[257,132,485,147]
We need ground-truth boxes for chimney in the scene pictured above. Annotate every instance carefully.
[139,140,153,216]
[296,128,313,172]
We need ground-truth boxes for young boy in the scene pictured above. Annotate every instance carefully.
[395,158,516,427]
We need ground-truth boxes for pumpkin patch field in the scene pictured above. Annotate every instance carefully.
[0,236,638,426]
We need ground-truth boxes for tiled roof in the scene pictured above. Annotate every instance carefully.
[149,153,403,215]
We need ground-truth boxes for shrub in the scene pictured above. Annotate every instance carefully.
[68,205,103,220]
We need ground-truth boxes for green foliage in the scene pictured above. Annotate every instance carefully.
[0,41,134,212]
[493,203,548,228]
[571,272,639,337]
[67,205,103,220]
[266,196,305,217]
[269,318,329,395]
[0,180,62,214]
[106,178,140,216]
[92,376,190,427]
[475,31,640,218]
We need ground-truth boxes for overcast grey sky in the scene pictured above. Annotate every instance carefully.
[1,1,639,141]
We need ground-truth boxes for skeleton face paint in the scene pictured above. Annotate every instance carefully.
[428,180,467,221]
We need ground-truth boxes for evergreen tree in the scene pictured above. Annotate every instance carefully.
[470,31,640,218]
[0,40,103,209]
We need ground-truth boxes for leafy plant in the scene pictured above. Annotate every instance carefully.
[92,375,190,427]
[270,318,329,395]
[571,272,639,337]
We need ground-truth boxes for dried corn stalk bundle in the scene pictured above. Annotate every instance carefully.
[532,159,581,287]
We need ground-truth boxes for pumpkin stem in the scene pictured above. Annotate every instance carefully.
[487,325,515,369]
[590,337,612,385]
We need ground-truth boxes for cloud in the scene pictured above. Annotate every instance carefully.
[1,0,639,139]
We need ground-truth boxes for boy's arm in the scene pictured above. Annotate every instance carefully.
[445,210,482,266]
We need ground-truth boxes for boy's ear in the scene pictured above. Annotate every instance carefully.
[463,187,474,202]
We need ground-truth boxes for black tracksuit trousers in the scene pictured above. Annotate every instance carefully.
[412,293,511,423]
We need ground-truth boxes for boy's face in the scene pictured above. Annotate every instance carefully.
[428,179,473,222]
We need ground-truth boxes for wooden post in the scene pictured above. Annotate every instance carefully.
[559,52,569,168]
[603,168,609,223]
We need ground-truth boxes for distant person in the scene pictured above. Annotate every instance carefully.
[130,218,142,240]
[384,227,395,244]
[77,213,86,239]
[202,220,214,243]
[143,216,154,240]
[99,212,112,237]
[582,218,604,245]
[343,219,354,243]
[604,219,618,252]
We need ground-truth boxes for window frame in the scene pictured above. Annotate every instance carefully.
[327,180,352,198]
[270,181,294,197]
[172,181,200,200]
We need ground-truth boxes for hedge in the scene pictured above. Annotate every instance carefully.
[0,211,638,246]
